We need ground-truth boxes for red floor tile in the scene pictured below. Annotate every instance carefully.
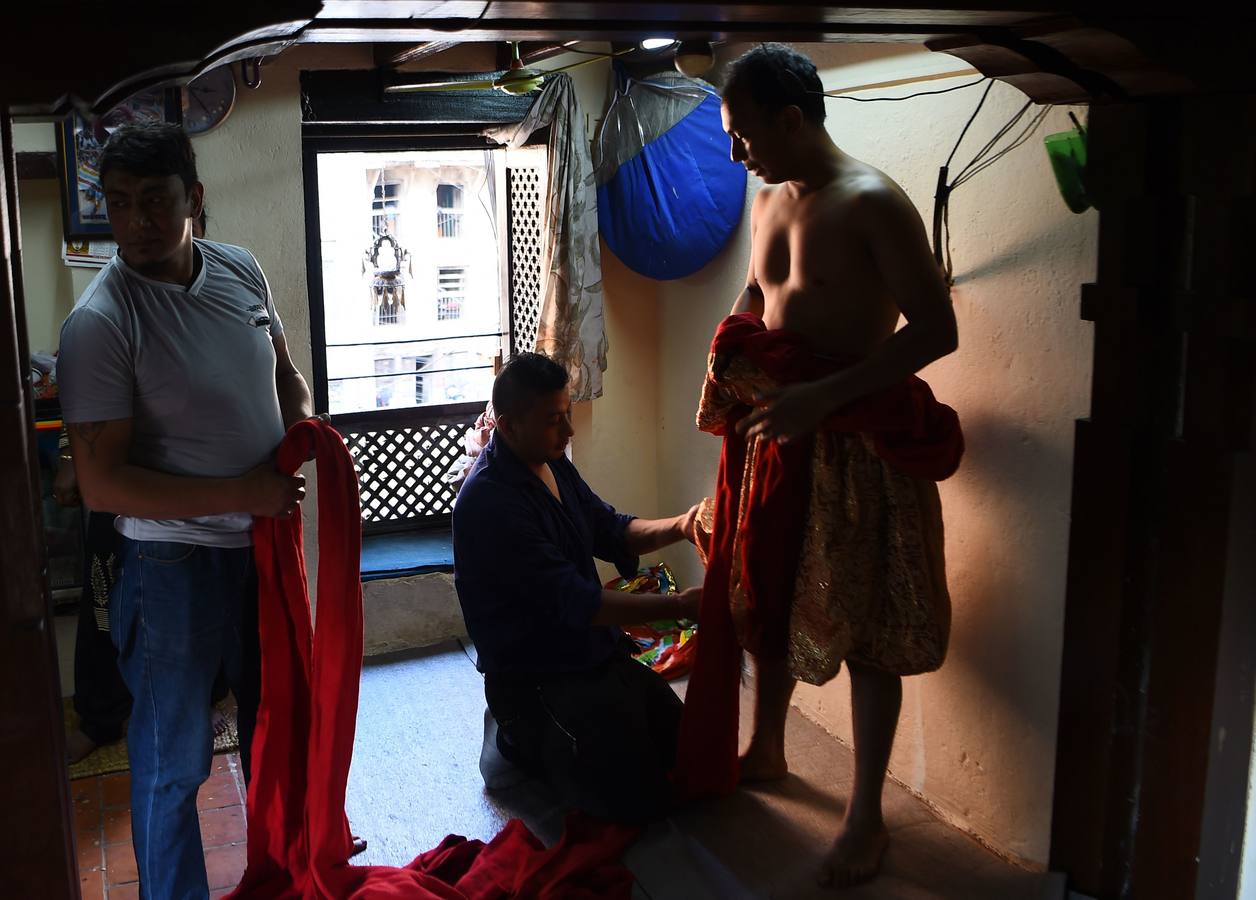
[85,759,251,894]
[73,777,101,806]
[107,882,140,900]
[102,807,131,847]
[197,772,239,811]
[200,805,247,849]
[205,842,247,891]
[76,834,104,873]
[104,840,138,887]
[74,794,102,838]
[210,754,235,778]
[78,865,105,900]
[101,773,131,810]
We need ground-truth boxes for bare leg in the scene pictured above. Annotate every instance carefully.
[820,662,901,888]
[739,653,795,782]
[65,728,98,765]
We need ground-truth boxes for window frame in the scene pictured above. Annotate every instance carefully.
[301,120,546,533]
[302,129,513,429]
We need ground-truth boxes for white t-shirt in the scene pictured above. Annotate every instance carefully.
[57,239,286,548]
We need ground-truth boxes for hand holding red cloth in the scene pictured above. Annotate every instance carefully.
[672,315,963,799]
[228,419,637,899]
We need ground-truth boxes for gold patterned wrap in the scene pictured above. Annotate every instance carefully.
[695,350,951,685]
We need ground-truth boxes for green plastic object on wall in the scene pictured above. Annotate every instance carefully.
[1044,116,1092,213]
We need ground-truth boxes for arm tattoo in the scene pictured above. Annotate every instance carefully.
[74,422,106,458]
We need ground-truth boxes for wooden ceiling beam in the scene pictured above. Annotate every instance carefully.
[0,5,1216,115]
[375,40,462,69]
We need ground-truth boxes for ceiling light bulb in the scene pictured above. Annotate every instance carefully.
[640,38,676,51]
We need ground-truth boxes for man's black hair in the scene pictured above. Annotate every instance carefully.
[492,352,569,419]
[99,122,199,193]
[723,43,826,125]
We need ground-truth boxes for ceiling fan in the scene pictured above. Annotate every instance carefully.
[384,42,635,96]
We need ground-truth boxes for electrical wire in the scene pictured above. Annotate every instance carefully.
[953,99,1030,180]
[810,74,1002,284]
[546,44,617,57]
[935,99,1059,284]
[813,75,991,104]
[945,79,997,169]
[931,80,997,282]
[952,105,1052,190]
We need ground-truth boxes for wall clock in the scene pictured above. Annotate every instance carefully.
[182,66,236,136]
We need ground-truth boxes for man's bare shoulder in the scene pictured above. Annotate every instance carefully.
[751,184,779,211]
[821,167,926,251]
[830,160,911,210]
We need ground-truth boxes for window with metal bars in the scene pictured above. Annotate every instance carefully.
[436,182,463,238]
[436,267,465,321]
[305,136,546,532]
[372,179,401,236]
[506,164,544,358]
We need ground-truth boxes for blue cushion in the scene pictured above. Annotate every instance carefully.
[360,529,454,581]
[598,92,747,281]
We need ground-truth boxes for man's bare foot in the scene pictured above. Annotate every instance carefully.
[211,706,230,741]
[738,741,789,783]
[818,820,890,890]
[65,729,98,766]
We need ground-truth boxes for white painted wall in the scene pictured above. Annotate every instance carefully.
[551,53,667,574]
[15,175,76,355]
[14,122,98,355]
[646,44,1098,866]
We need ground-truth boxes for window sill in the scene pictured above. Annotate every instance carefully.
[361,527,454,582]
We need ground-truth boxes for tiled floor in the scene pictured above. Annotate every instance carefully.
[67,640,1057,899]
[72,753,247,900]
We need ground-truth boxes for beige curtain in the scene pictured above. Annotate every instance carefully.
[485,73,607,401]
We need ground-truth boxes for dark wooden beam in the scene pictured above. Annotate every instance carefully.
[0,1,320,117]
[375,39,461,68]
[301,17,964,46]
[519,41,581,65]
[315,2,1053,28]
[1050,92,1256,899]
[301,70,533,125]
[0,6,1212,115]
[0,109,77,900]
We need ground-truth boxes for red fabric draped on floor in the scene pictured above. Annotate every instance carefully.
[672,314,964,799]
[227,418,636,899]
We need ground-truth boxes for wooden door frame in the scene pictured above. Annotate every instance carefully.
[0,6,1248,897]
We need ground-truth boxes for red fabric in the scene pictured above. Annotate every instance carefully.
[672,315,964,798]
[227,419,637,899]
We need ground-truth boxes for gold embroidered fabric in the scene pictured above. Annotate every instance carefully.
[695,350,950,685]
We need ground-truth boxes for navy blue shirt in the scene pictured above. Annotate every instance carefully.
[452,434,639,674]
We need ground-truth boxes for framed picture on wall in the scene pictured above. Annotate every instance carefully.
[55,88,182,239]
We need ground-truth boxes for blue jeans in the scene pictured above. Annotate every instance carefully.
[110,537,260,900]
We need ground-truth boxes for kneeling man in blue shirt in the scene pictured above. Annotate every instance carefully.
[453,352,701,823]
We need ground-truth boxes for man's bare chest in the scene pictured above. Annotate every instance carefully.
[753,203,868,290]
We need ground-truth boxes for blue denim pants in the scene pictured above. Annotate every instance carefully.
[110,537,260,900]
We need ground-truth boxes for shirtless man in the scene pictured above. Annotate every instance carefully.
[719,44,958,888]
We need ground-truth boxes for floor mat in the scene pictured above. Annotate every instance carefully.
[65,696,239,780]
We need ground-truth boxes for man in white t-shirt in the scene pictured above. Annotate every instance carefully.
[58,123,310,900]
